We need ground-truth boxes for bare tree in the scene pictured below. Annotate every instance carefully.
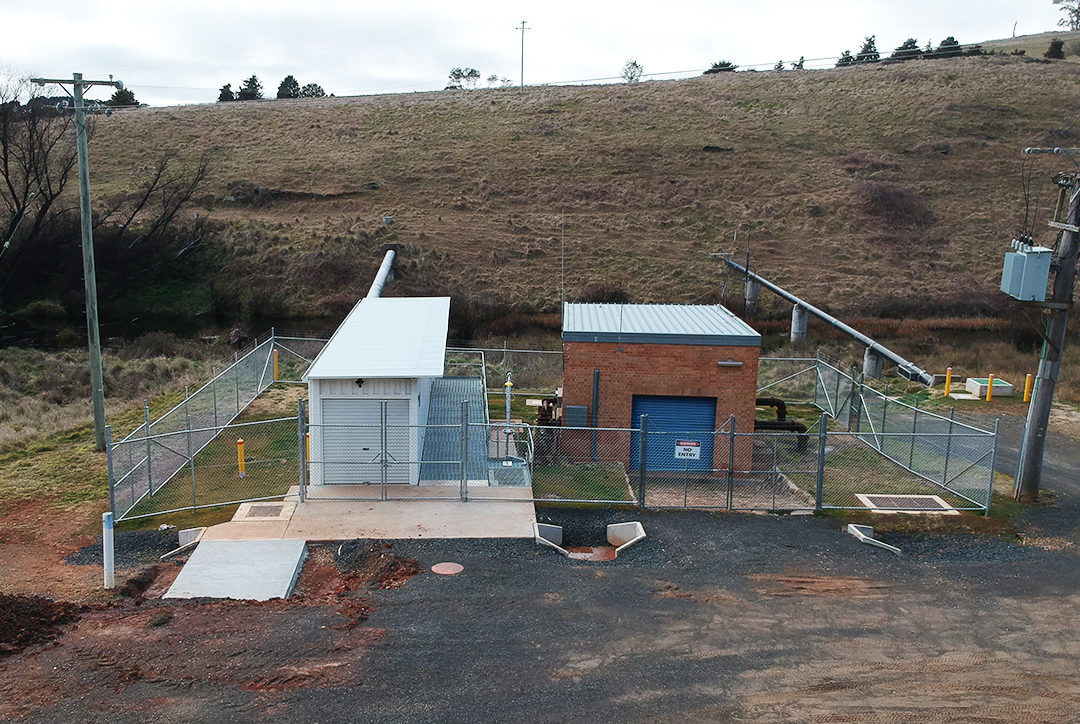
[0,75,78,295]
[1055,0,1080,30]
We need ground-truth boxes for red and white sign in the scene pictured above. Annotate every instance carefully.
[675,440,701,460]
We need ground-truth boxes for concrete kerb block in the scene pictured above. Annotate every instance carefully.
[846,524,901,556]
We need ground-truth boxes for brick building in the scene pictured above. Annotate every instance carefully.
[561,303,761,471]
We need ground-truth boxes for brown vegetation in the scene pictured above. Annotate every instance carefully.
[76,56,1080,330]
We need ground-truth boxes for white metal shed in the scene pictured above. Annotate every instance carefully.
[303,296,451,486]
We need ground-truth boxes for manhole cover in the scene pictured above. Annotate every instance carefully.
[431,562,464,575]
[247,505,284,518]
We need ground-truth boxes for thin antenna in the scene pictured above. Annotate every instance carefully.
[617,304,624,351]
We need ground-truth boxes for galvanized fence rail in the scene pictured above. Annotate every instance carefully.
[108,330,328,520]
[109,352,999,518]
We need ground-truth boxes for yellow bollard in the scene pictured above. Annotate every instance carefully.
[944,367,952,398]
[1024,373,1034,403]
[305,432,310,466]
[986,374,995,402]
[273,350,279,381]
[237,438,246,478]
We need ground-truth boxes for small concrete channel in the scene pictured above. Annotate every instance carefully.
[533,521,646,561]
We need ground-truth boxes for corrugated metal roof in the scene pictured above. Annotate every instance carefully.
[304,297,451,379]
[562,303,760,347]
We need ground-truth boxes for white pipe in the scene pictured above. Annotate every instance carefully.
[102,512,115,589]
[366,249,396,298]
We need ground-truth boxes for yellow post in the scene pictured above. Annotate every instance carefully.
[1024,373,1034,403]
[305,432,310,466]
[273,350,279,381]
[944,367,952,398]
[986,374,995,402]
[237,438,246,478]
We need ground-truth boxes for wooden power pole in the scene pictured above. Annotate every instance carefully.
[1014,157,1080,502]
[30,73,123,451]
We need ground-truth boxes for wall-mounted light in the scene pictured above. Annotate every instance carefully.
[717,359,743,367]
[355,378,365,388]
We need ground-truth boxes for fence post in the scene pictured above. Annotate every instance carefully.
[144,402,154,497]
[881,391,889,453]
[460,399,469,502]
[211,366,218,428]
[186,398,197,510]
[727,415,736,511]
[986,419,998,516]
[105,426,116,516]
[943,407,955,487]
[380,400,388,500]
[852,368,863,433]
[909,396,919,469]
[637,414,648,508]
[234,363,240,417]
[298,398,307,503]
[816,414,827,511]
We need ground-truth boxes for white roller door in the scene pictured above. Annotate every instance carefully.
[321,399,410,485]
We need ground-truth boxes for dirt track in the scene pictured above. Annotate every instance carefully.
[3,507,1080,723]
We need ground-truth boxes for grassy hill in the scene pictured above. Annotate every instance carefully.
[83,54,1080,335]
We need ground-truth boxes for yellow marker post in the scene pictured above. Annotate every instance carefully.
[305,432,311,467]
[944,367,952,398]
[237,438,246,478]
[1024,374,1034,403]
[986,374,995,402]
[273,350,279,381]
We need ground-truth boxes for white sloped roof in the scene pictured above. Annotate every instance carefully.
[304,296,450,379]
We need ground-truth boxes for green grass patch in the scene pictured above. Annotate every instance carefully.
[533,462,635,503]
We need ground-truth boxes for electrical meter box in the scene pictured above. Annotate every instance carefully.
[1001,242,1053,302]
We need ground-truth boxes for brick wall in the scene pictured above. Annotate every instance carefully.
[562,341,760,470]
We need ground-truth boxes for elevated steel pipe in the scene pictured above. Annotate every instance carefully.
[366,249,396,298]
[720,256,933,386]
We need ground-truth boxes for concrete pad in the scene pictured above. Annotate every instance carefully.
[164,540,307,601]
[201,520,291,541]
[282,495,535,540]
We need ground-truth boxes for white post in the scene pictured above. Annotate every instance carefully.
[102,512,115,589]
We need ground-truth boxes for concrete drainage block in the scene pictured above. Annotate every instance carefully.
[847,524,901,555]
[533,521,646,561]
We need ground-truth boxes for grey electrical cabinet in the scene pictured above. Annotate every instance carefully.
[1001,243,1053,302]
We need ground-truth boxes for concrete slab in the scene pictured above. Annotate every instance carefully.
[164,539,307,601]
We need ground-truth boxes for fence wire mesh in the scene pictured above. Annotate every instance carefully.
[109,351,997,517]
[109,331,329,520]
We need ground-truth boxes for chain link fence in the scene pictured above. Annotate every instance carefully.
[108,331,328,520]
[109,348,997,517]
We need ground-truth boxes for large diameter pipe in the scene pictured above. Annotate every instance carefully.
[724,258,933,386]
[366,249,396,298]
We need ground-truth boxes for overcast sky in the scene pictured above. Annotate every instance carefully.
[1,0,1068,106]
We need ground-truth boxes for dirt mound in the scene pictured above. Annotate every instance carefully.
[0,594,83,656]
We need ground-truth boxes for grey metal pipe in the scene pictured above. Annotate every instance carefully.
[723,257,933,386]
[366,249,396,298]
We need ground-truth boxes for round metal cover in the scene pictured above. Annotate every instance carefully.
[431,562,464,575]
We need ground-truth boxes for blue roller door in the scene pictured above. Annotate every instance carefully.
[630,395,716,471]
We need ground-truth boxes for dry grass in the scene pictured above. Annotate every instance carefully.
[76,56,1080,323]
[0,335,232,447]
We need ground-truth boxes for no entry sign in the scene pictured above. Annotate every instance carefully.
[675,440,701,460]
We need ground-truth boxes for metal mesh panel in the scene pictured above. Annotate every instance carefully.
[109,333,328,520]
[120,418,299,519]
[757,358,817,403]
[525,426,638,504]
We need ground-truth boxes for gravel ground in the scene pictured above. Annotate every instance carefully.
[64,529,180,568]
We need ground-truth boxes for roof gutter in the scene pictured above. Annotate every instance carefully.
[723,257,934,386]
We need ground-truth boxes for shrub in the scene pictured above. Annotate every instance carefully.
[853,181,933,228]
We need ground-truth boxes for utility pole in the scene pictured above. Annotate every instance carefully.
[518,21,529,90]
[31,73,123,452]
[1014,150,1080,502]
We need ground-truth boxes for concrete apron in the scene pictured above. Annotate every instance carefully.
[200,486,537,542]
